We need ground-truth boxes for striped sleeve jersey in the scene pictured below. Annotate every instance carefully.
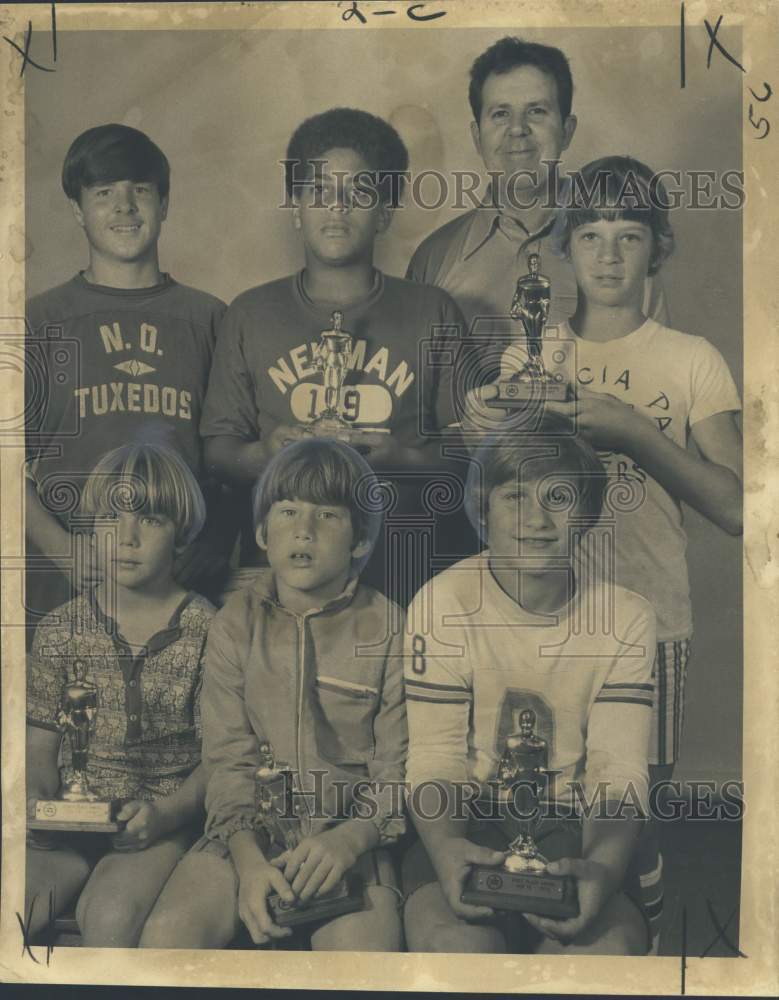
[404,554,656,814]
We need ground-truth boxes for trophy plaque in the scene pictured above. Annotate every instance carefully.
[461,709,579,919]
[31,659,121,833]
[256,742,364,928]
[490,253,568,408]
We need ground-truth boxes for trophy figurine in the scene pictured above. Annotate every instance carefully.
[461,709,579,919]
[309,311,355,441]
[491,253,567,407]
[31,660,120,832]
[256,742,364,928]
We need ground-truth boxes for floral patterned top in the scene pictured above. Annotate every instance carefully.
[27,591,215,802]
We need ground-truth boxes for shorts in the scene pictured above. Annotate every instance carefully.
[26,829,113,867]
[402,817,653,954]
[27,822,201,869]
[650,637,692,767]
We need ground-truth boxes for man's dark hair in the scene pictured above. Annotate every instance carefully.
[285,107,409,206]
[62,124,170,203]
[468,36,574,123]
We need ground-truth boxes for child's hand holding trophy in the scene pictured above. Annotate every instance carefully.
[255,742,364,929]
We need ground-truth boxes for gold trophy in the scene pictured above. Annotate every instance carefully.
[309,311,356,441]
[491,253,567,407]
[256,742,364,928]
[461,709,578,918]
[31,659,120,832]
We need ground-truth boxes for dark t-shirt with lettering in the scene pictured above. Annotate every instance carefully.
[201,270,461,447]
[200,270,468,598]
[26,273,226,514]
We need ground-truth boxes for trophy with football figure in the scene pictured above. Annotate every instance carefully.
[256,742,364,928]
[310,310,355,441]
[31,659,120,832]
[491,253,568,407]
[461,708,579,918]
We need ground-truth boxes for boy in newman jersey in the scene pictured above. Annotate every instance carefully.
[200,107,466,608]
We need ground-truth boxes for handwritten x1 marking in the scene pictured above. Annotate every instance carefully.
[3,3,57,75]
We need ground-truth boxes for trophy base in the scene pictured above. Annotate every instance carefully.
[31,798,121,833]
[488,375,568,408]
[461,865,578,919]
[308,414,356,442]
[308,419,391,453]
[268,875,364,928]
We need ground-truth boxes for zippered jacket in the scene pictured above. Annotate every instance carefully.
[202,570,407,846]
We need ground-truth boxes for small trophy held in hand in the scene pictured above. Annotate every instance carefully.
[310,311,355,441]
[32,659,120,832]
[256,742,364,928]
[461,708,578,918]
[491,253,567,408]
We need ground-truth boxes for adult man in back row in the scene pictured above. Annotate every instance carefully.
[406,36,667,333]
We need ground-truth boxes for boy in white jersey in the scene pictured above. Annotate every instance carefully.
[475,155,742,782]
[403,419,657,954]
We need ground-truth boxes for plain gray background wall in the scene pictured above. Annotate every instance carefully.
[25,26,743,785]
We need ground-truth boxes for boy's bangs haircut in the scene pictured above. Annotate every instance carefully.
[562,155,675,274]
[81,443,205,547]
[466,413,606,540]
[253,438,382,560]
[285,107,409,207]
[62,124,170,202]
[469,36,574,122]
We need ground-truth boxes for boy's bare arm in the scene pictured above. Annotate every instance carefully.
[622,407,742,535]
[229,828,294,943]
[154,763,207,830]
[580,813,642,893]
[204,430,309,487]
[523,814,643,942]
[26,478,73,558]
[547,392,742,535]
[409,781,504,920]
[25,479,102,588]
[112,764,207,850]
[204,435,267,487]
